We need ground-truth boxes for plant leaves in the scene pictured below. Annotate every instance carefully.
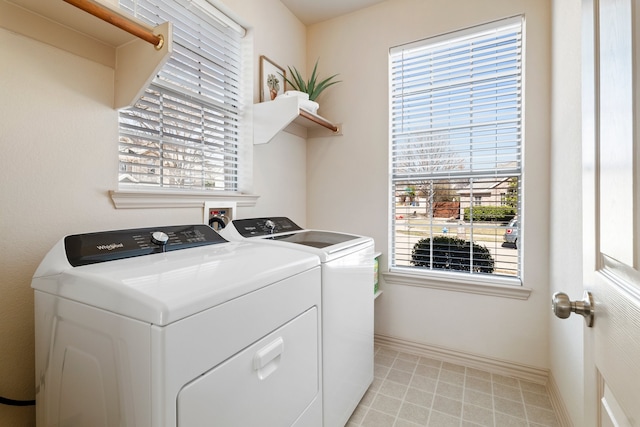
[309,74,341,101]
[280,59,341,101]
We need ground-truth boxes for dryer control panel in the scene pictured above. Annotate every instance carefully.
[64,225,227,266]
[231,217,303,237]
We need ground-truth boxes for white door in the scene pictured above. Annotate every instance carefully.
[581,0,640,425]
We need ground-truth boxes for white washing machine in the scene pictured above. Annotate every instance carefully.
[219,217,374,427]
[32,224,322,427]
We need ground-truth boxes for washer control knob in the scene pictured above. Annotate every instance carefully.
[151,231,169,246]
[265,219,276,233]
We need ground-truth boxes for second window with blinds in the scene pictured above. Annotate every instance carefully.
[389,16,523,283]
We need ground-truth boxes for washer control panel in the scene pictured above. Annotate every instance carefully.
[232,217,303,237]
[64,225,227,266]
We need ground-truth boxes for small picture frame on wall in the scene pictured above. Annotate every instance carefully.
[260,55,286,102]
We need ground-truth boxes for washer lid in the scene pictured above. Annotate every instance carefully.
[32,239,320,326]
[220,217,374,261]
[267,230,360,249]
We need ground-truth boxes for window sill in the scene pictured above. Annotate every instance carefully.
[110,189,259,209]
[383,268,531,300]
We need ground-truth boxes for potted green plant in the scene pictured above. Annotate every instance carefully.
[279,59,341,113]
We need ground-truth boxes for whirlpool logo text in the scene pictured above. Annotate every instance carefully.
[96,243,124,251]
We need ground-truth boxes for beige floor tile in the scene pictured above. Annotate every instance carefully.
[374,364,391,379]
[393,358,418,373]
[435,381,464,401]
[432,394,463,418]
[492,373,520,387]
[353,350,561,427]
[494,412,528,426]
[348,404,368,425]
[439,369,465,386]
[359,388,376,407]
[415,364,440,379]
[387,368,413,385]
[463,403,494,426]
[526,405,559,426]
[465,376,492,394]
[418,357,442,368]
[371,393,402,417]
[361,409,396,427]
[375,354,396,367]
[378,379,409,400]
[404,387,434,408]
[522,389,553,410]
[463,389,493,410]
[394,419,422,427]
[493,382,523,401]
[427,410,461,427]
[410,374,438,393]
[494,396,526,418]
[398,402,430,425]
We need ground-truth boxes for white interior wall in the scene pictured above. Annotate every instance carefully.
[306,0,552,369]
[0,1,305,424]
[549,0,585,424]
[223,0,309,224]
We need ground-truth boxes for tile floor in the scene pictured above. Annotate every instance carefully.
[347,346,560,427]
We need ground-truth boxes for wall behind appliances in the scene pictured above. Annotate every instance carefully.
[305,0,552,371]
[226,0,310,223]
[0,0,305,424]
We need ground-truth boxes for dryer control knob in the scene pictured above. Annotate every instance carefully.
[265,219,276,233]
[151,231,169,246]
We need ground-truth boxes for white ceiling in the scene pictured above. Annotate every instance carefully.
[279,0,387,25]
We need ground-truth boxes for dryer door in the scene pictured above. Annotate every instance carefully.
[177,307,320,427]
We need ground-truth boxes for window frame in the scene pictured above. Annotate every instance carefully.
[387,16,526,293]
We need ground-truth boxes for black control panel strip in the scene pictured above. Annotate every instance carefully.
[231,217,303,237]
[64,225,227,266]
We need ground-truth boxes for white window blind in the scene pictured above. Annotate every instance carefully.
[118,0,245,191]
[389,17,523,279]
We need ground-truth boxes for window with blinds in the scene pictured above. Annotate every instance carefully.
[118,0,245,191]
[389,17,523,280]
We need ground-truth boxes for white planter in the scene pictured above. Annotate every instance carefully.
[279,90,309,100]
[277,91,319,114]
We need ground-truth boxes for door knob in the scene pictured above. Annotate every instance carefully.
[552,291,594,327]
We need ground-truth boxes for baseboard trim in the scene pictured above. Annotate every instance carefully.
[374,333,549,385]
[547,372,574,427]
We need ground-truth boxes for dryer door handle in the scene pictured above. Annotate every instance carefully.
[253,337,284,379]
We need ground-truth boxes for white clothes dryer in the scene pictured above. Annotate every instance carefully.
[32,224,322,427]
[219,217,375,427]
